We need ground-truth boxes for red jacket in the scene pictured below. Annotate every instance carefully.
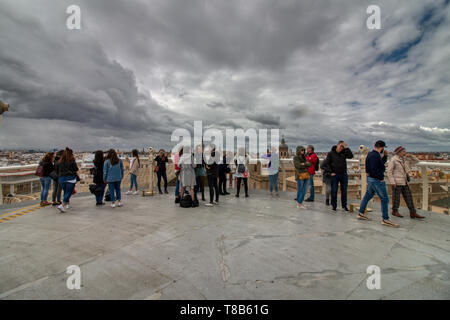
[307,152,318,175]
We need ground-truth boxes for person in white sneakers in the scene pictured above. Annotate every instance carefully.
[54,148,79,213]
[103,149,124,208]
[126,149,140,195]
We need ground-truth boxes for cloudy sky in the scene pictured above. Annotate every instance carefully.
[0,0,449,152]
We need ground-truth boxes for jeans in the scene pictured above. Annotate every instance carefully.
[324,179,331,201]
[175,175,180,197]
[331,173,348,209]
[40,177,52,201]
[157,170,168,192]
[108,181,122,202]
[59,176,76,204]
[306,174,314,200]
[195,175,205,199]
[130,173,138,191]
[359,177,389,220]
[52,178,62,203]
[95,183,106,204]
[296,178,310,204]
[208,175,219,202]
[269,172,278,192]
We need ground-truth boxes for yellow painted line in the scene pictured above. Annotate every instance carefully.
[0,204,40,218]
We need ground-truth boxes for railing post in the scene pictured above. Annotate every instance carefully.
[282,163,287,192]
[422,166,428,211]
[0,175,3,205]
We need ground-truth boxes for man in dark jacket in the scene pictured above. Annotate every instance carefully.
[357,141,399,228]
[322,141,353,211]
[218,152,230,195]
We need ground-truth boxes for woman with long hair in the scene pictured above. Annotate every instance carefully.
[126,149,140,195]
[154,149,169,194]
[39,152,55,207]
[103,149,124,208]
[179,146,197,205]
[55,148,79,213]
[92,150,106,206]
[51,150,64,206]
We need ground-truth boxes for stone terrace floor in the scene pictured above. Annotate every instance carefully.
[0,188,449,299]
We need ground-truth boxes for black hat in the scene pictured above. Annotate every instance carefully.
[374,140,386,148]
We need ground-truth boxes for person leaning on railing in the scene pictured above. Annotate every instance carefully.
[387,146,424,219]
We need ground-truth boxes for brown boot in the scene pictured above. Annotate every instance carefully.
[392,210,403,218]
[410,211,425,219]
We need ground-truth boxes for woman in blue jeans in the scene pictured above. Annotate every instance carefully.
[39,152,55,207]
[262,146,280,196]
[293,146,311,209]
[103,149,124,208]
[55,148,79,213]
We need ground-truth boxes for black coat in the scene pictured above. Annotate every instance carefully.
[322,145,353,175]
[93,161,104,184]
[55,160,79,177]
[40,161,54,177]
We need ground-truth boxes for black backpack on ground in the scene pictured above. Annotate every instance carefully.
[180,195,193,208]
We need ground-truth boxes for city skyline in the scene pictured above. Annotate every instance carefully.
[0,0,449,151]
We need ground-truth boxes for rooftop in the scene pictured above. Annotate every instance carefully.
[0,189,449,299]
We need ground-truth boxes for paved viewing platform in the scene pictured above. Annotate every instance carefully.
[0,188,449,300]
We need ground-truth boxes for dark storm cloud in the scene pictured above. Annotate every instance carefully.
[0,0,449,151]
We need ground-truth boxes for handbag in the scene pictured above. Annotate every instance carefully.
[154,166,159,173]
[35,164,44,177]
[298,172,310,180]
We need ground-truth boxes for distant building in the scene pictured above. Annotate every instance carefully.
[279,136,289,158]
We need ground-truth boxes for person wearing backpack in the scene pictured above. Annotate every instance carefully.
[305,145,318,202]
[103,149,124,208]
[92,150,106,206]
[234,147,249,198]
[38,152,55,207]
[179,146,197,207]
[54,148,79,213]
[51,150,63,206]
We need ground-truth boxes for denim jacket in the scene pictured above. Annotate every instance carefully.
[103,159,124,182]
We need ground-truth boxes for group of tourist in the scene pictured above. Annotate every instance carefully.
[173,145,250,207]
[36,139,424,228]
[37,148,130,212]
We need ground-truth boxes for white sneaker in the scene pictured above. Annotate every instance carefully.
[205,202,214,207]
[57,204,66,213]
[125,191,132,195]
[117,201,123,207]
[132,191,139,195]
[213,201,219,205]
[297,203,306,209]
[111,203,116,208]
[65,204,71,210]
